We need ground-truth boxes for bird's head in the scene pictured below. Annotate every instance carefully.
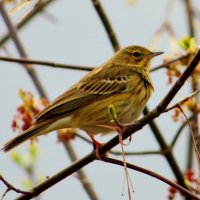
[112,45,163,71]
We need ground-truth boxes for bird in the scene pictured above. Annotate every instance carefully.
[2,46,163,152]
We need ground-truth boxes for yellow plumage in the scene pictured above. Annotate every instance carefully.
[2,46,163,151]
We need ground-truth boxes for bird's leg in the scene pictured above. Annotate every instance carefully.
[98,123,133,196]
[88,135,105,160]
[97,124,125,148]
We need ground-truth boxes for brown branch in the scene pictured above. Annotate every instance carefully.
[102,157,200,200]
[0,0,56,46]
[0,174,31,199]
[150,54,189,72]
[0,2,99,200]
[0,2,47,98]
[0,54,189,73]
[178,106,200,168]
[16,49,200,200]
[143,107,187,191]
[184,0,199,170]
[164,89,200,113]
[171,116,193,148]
[63,142,100,200]
[76,133,165,156]
[90,0,120,52]
[0,56,92,71]
[110,149,164,156]
[154,49,200,111]
[184,0,196,37]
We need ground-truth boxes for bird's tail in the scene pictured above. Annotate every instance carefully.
[2,122,49,152]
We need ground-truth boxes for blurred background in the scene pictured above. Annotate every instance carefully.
[0,0,200,199]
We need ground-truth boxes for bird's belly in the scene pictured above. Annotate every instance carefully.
[71,93,148,135]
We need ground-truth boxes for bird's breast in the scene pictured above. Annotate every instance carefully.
[70,85,153,135]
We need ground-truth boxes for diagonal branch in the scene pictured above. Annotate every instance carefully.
[164,89,200,113]
[102,157,200,200]
[90,0,120,51]
[16,49,200,200]
[171,116,193,148]
[0,0,56,46]
[63,142,100,200]
[0,174,31,198]
[0,1,47,98]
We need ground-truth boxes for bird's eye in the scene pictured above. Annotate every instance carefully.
[132,52,142,57]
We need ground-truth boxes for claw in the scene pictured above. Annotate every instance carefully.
[88,135,107,160]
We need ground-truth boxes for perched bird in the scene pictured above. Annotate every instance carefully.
[2,46,163,152]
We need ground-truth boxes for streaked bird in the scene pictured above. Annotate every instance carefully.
[2,46,163,152]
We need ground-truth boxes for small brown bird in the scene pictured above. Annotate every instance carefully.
[2,46,163,152]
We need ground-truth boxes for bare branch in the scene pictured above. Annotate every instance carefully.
[183,0,199,169]
[164,89,200,113]
[150,54,189,72]
[0,56,92,71]
[0,54,189,73]
[0,0,56,46]
[171,116,193,148]
[63,142,100,200]
[0,174,31,199]
[16,49,200,200]
[76,133,166,156]
[0,2,47,98]
[102,157,200,200]
[178,106,200,170]
[90,0,120,52]
[110,149,164,156]
[0,2,99,199]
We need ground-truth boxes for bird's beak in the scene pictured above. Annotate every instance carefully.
[147,51,164,58]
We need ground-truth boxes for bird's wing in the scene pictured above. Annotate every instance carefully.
[35,64,134,123]
[35,85,100,122]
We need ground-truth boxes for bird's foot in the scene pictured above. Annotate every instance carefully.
[89,135,107,160]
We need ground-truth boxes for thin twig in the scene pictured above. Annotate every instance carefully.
[76,133,163,156]
[170,116,193,148]
[143,107,187,190]
[63,142,100,200]
[0,175,31,198]
[0,2,47,98]
[164,89,200,113]
[0,56,92,71]
[0,0,56,46]
[102,157,200,200]
[184,0,199,171]
[184,0,196,37]
[178,106,200,169]
[0,53,189,74]
[76,133,93,145]
[150,54,189,72]
[110,149,164,156]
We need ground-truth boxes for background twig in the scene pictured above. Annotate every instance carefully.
[16,49,200,200]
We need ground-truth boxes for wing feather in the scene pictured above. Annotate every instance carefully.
[35,63,145,123]
[78,76,128,94]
